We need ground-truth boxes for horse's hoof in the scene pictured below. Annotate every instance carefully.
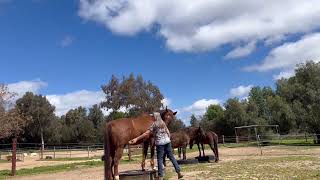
[114,175,120,180]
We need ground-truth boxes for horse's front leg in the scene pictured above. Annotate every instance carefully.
[141,141,149,171]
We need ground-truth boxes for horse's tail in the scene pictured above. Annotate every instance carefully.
[213,132,219,161]
[104,123,111,180]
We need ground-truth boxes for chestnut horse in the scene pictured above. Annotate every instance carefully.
[163,130,190,166]
[104,108,177,180]
[195,127,219,162]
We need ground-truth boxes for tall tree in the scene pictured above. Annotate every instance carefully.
[0,84,30,140]
[15,92,55,150]
[277,61,320,142]
[101,74,164,117]
[267,95,295,134]
[190,114,199,127]
[200,104,225,132]
[223,98,248,135]
[88,104,104,129]
[168,118,186,132]
[62,107,95,143]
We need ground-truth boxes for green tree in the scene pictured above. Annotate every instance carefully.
[168,118,186,132]
[0,84,30,140]
[276,61,320,142]
[88,104,104,129]
[248,86,273,121]
[267,95,295,134]
[200,104,224,132]
[106,111,128,122]
[16,92,55,149]
[223,98,248,135]
[101,74,164,117]
[62,107,95,143]
[190,114,199,127]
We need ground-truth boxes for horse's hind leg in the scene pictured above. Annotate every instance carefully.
[182,146,186,160]
[150,140,156,170]
[178,147,181,159]
[209,143,218,162]
[141,141,149,171]
[197,143,201,157]
[201,143,206,157]
[113,147,124,180]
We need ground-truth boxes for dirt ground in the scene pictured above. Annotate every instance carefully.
[5,146,320,180]
[0,150,104,171]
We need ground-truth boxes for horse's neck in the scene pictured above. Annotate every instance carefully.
[133,114,154,131]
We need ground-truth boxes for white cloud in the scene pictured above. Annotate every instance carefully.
[176,98,220,125]
[79,0,320,54]
[229,85,253,98]
[59,35,74,47]
[7,80,47,98]
[225,41,256,59]
[183,99,220,116]
[161,98,171,107]
[273,69,295,80]
[246,33,320,72]
[46,90,105,116]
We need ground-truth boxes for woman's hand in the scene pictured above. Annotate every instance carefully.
[129,138,138,145]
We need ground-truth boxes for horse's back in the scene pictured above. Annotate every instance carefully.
[106,115,154,146]
[171,131,190,148]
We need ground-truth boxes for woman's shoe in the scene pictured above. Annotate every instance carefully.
[178,172,184,179]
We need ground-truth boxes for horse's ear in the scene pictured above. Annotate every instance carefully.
[173,111,177,115]
[165,106,168,111]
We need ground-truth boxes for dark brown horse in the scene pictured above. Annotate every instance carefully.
[195,127,219,162]
[163,130,190,166]
[104,108,177,180]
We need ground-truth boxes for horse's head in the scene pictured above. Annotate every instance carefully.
[196,126,206,140]
[160,106,177,125]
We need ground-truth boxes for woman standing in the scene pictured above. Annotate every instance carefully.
[129,112,183,180]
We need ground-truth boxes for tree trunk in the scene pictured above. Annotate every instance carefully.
[40,128,44,159]
[11,137,17,176]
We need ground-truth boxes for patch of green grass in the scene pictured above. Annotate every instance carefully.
[164,156,320,180]
[0,157,140,179]
[0,160,103,179]
[0,159,8,163]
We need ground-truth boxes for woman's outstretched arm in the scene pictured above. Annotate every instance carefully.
[129,130,151,144]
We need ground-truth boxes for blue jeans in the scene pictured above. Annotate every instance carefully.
[156,143,181,177]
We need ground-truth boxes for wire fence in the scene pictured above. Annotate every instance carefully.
[1,134,319,161]
[0,143,144,161]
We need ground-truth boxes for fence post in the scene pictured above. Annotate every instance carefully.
[222,135,225,145]
[69,147,71,158]
[87,146,90,159]
[40,144,43,159]
[53,146,56,159]
[257,135,263,155]
[11,138,17,176]
[305,133,308,142]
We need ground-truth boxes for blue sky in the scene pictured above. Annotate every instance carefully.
[1,0,320,124]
